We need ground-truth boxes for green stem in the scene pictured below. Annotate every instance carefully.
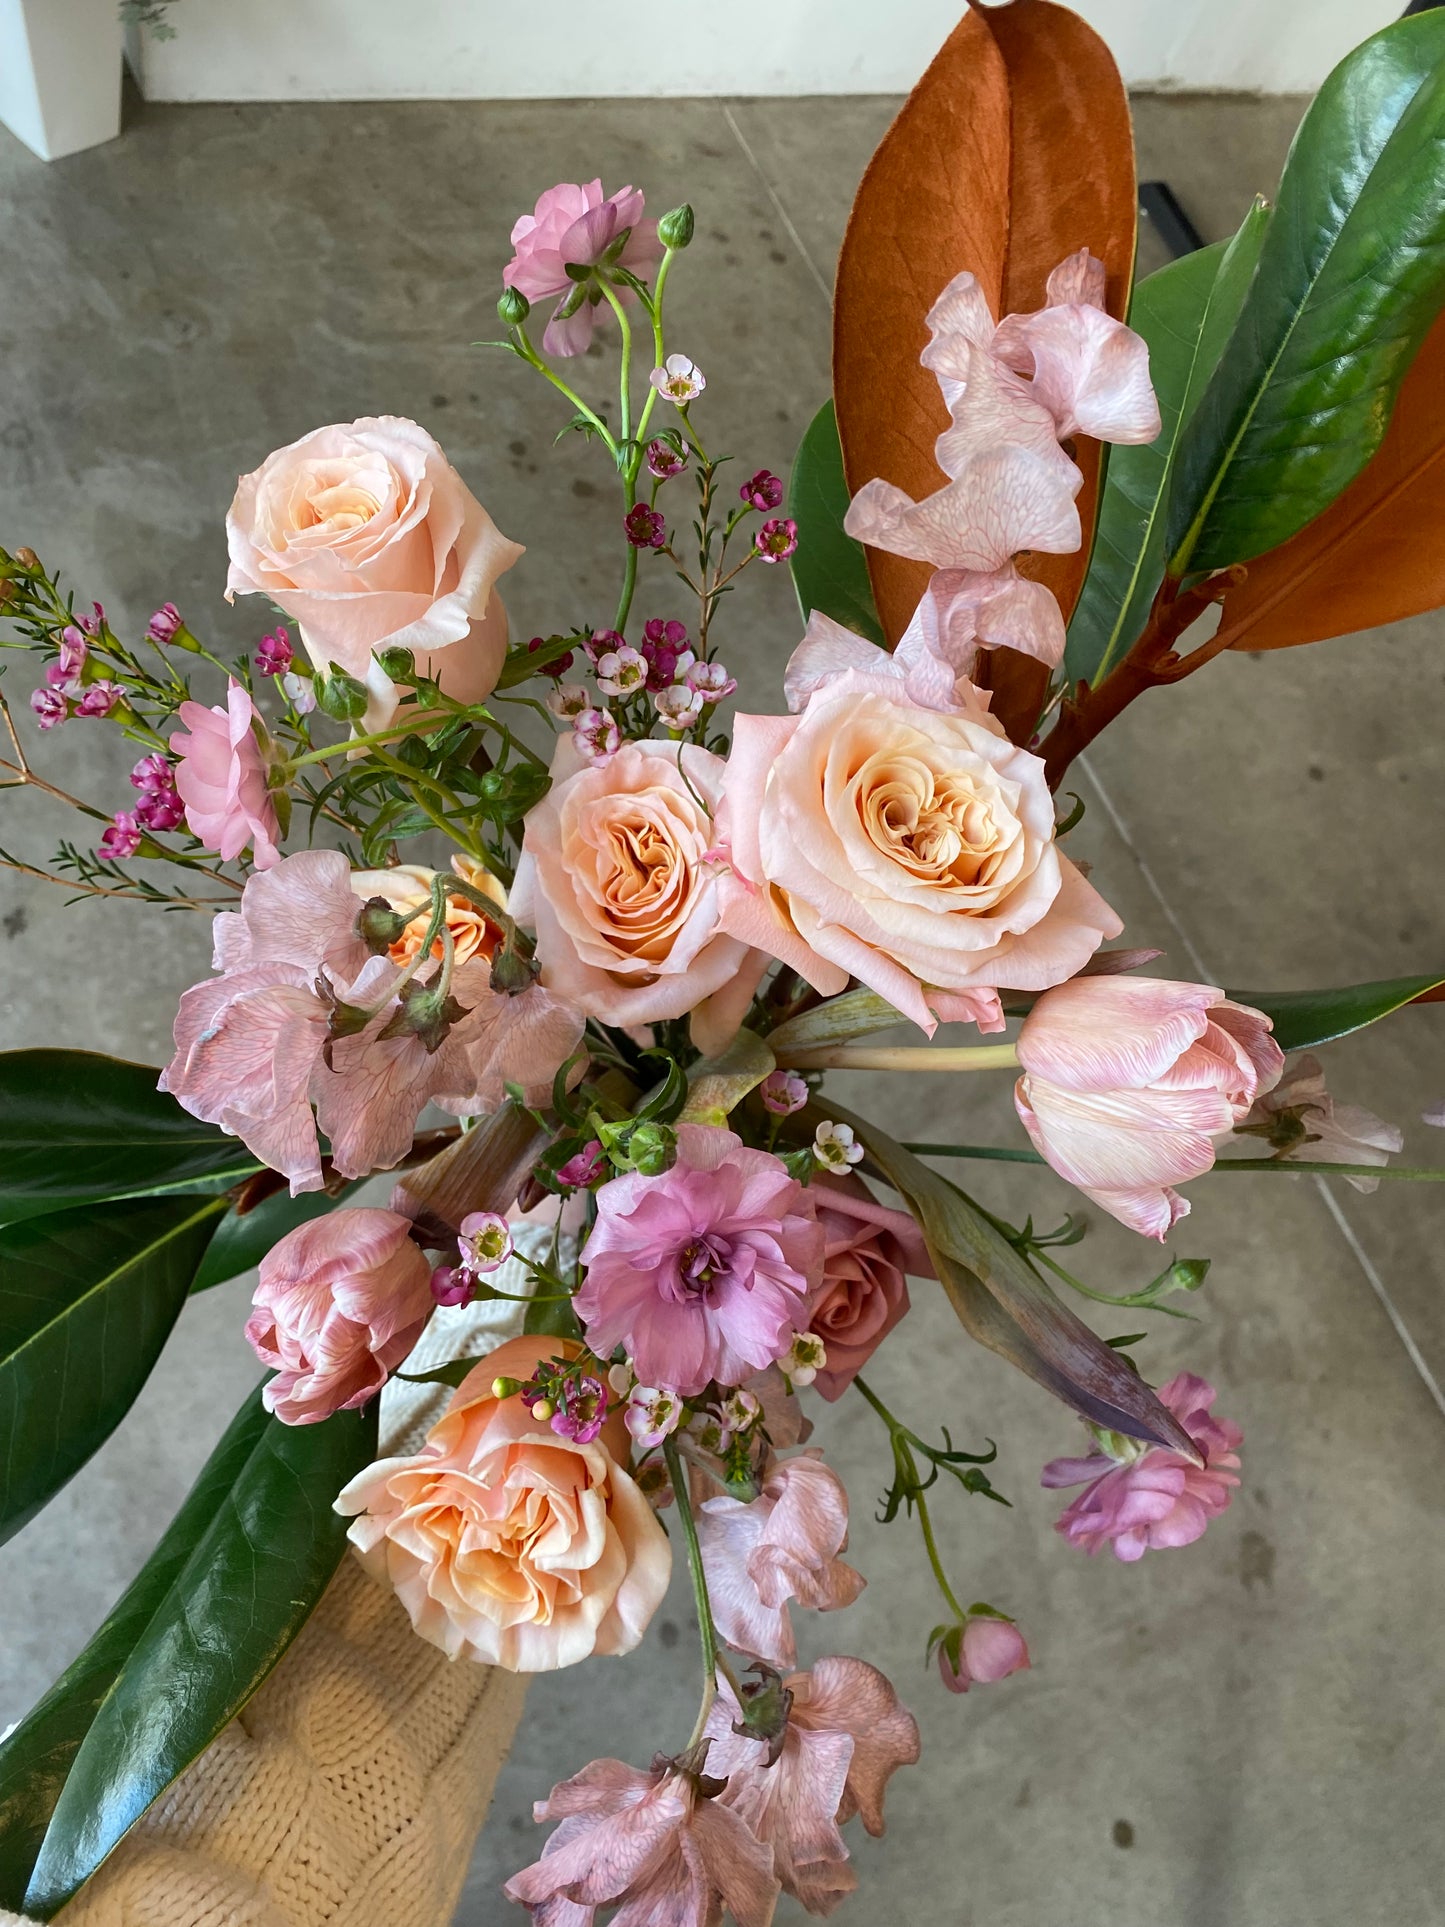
[663,1433,722,1751]
[286,710,455,769]
[904,1143,1445,1183]
[774,1043,1020,1073]
[512,324,619,455]
[853,1375,965,1623]
[597,279,634,450]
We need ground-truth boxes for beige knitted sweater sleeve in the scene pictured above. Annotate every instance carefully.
[4,1248,550,1927]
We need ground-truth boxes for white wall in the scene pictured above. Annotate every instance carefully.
[135,0,1405,101]
[0,0,121,159]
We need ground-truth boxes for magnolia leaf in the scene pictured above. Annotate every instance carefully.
[767,987,907,1057]
[1066,200,1270,692]
[833,0,1136,739]
[0,1196,227,1546]
[0,1388,270,1911]
[789,400,885,645]
[1232,974,1445,1053]
[1168,12,1445,576]
[1215,307,1445,649]
[830,1105,1198,1458]
[23,1401,377,1919]
[680,1030,776,1127]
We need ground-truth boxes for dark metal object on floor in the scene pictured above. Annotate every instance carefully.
[1138,180,1206,259]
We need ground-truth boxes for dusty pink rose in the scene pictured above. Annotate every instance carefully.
[716,654,1121,1036]
[937,1616,1030,1693]
[1234,1052,1403,1192]
[703,1656,920,1914]
[1043,1371,1242,1562]
[806,1173,932,1400]
[161,850,582,1192]
[503,180,663,357]
[575,1124,823,1399]
[246,1207,432,1425]
[169,680,280,868]
[225,415,523,728]
[505,1752,779,1926]
[512,738,768,1055]
[1014,975,1284,1239]
[337,1335,671,1670]
[699,1451,863,1669]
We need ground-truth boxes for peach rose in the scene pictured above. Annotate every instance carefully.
[348,852,506,969]
[806,1174,933,1401]
[335,1334,671,1671]
[716,663,1121,1034]
[225,415,523,729]
[510,738,767,1053]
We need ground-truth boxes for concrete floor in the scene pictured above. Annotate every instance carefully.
[1,84,1442,1927]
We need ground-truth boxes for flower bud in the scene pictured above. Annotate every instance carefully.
[14,547,39,571]
[316,666,370,721]
[491,1375,523,1399]
[658,203,695,250]
[374,644,416,682]
[490,941,539,996]
[356,894,414,956]
[497,286,531,326]
[629,1120,677,1177]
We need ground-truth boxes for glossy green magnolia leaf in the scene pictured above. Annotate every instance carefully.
[0,1195,227,1546]
[788,399,885,645]
[1233,974,1445,1053]
[23,1400,377,1920]
[0,1387,269,1911]
[828,1105,1198,1458]
[190,1180,365,1295]
[1067,201,1269,689]
[1168,12,1445,575]
[0,1052,256,1227]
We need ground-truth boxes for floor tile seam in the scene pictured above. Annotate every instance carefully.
[718,101,835,308]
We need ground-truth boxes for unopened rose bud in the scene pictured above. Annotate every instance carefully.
[658,203,695,250]
[498,286,531,325]
[317,666,370,721]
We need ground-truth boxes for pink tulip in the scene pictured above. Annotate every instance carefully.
[1014,975,1283,1239]
[246,1207,433,1424]
[503,180,662,357]
[170,679,281,869]
[1043,1371,1242,1561]
[699,1451,864,1669]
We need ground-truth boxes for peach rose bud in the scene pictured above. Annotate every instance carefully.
[245,1206,433,1425]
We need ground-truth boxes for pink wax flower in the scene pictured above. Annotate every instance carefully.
[625,1383,684,1450]
[77,603,105,636]
[640,616,694,689]
[699,1450,864,1668]
[571,705,620,765]
[739,468,784,512]
[1234,1052,1403,1193]
[74,680,124,717]
[596,643,647,697]
[646,438,688,481]
[574,1122,823,1397]
[504,1754,780,1927]
[584,626,623,665]
[755,515,798,562]
[655,682,704,730]
[526,633,575,679]
[624,502,667,549]
[458,1209,512,1273]
[650,353,706,403]
[937,1615,1030,1693]
[503,180,662,357]
[130,752,175,793]
[134,788,185,832]
[545,681,591,721]
[245,1207,433,1425]
[557,1138,608,1188]
[169,679,281,869]
[29,686,67,730]
[686,659,736,702]
[760,1068,808,1116]
[806,1172,932,1400]
[254,626,293,676]
[52,626,88,682]
[145,601,185,646]
[429,1264,473,1308]
[1043,1371,1243,1562]
[99,811,143,860]
[1014,975,1283,1240]
[703,1657,920,1915]
[546,1371,609,1445]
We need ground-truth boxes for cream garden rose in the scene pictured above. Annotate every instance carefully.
[510,737,766,1053]
[716,658,1121,1033]
[225,414,522,728]
[335,1335,671,1671]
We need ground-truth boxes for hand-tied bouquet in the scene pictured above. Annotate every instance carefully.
[3,4,1445,1920]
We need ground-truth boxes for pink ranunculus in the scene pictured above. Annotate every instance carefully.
[169,679,280,868]
[225,415,523,729]
[339,1336,671,1671]
[504,180,663,358]
[1233,1052,1403,1193]
[246,1207,433,1424]
[574,1123,823,1399]
[1014,975,1284,1239]
[806,1173,933,1400]
[715,652,1121,1036]
[937,1616,1031,1692]
[504,1753,780,1927]
[699,1450,864,1669]
[1042,1371,1242,1561]
[511,738,769,1055]
[703,1655,920,1913]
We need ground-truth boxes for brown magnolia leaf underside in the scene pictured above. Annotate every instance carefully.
[1216,309,1445,651]
[833,0,1137,741]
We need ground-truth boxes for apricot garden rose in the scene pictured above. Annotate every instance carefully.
[336,1335,671,1671]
